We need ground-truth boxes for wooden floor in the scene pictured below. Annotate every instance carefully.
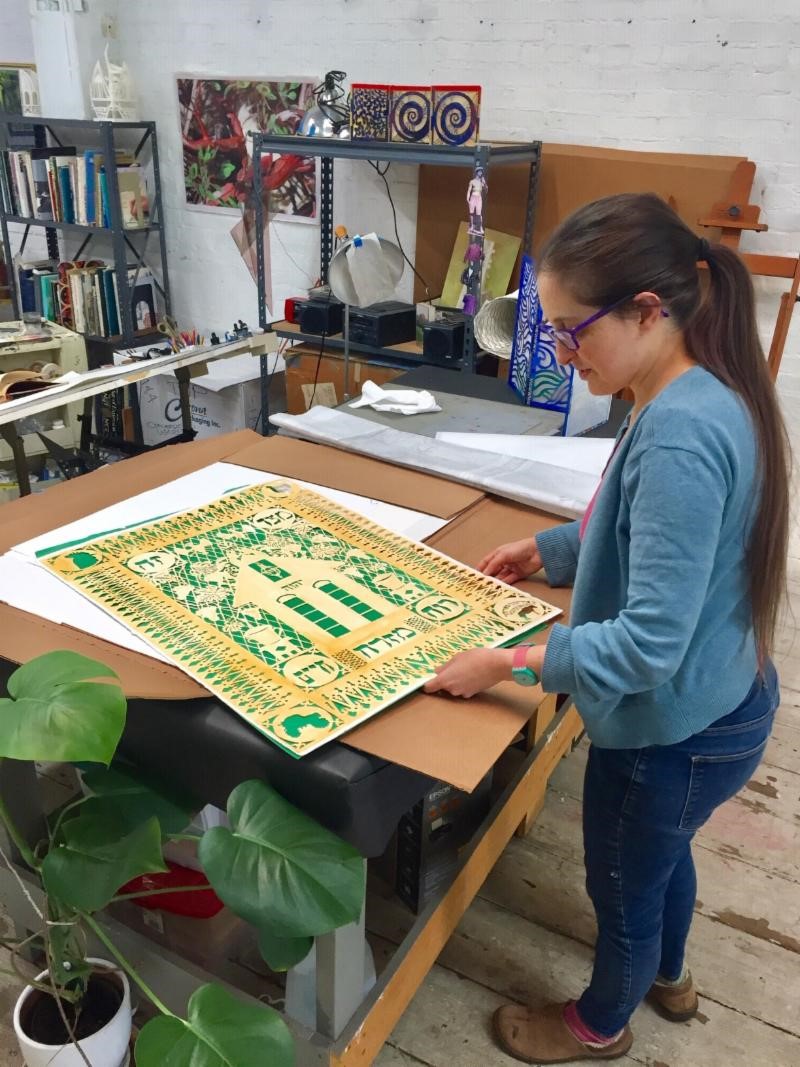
[2,442,800,1066]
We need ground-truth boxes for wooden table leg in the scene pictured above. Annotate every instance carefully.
[515,692,559,838]
[1,421,31,496]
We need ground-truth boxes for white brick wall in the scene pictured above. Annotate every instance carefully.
[0,0,34,62]
[4,1,799,406]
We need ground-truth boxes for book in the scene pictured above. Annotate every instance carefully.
[1,153,18,214]
[98,168,110,227]
[10,153,30,217]
[57,164,75,224]
[94,269,109,336]
[117,166,149,228]
[75,155,86,226]
[16,260,54,314]
[84,150,96,225]
[67,269,85,333]
[102,268,120,336]
[18,153,36,218]
[30,157,54,220]
[38,272,58,320]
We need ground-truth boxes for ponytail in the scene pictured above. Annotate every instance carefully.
[686,242,791,662]
[541,193,791,659]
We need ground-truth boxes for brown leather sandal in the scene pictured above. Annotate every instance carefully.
[492,1002,633,1064]
[646,972,699,1022]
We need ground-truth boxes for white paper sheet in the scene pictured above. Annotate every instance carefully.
[435,432,615,476]
[4,462,447,661]
[270,407,605,519]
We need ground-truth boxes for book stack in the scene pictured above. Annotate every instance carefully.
[18,259,158,341]
[1,147,149,229]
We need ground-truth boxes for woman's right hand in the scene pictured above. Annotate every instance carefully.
[478,538,543,585]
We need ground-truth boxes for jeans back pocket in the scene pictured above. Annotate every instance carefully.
[679,738,769,832]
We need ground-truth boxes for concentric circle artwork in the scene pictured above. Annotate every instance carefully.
[432,87,481,147]
[390,87,432,143]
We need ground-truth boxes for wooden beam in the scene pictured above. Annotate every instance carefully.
[767,255,800,380]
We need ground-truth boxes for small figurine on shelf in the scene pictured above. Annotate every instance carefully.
[224,320,252,342]
[467,165,487,237]
[210,332,221,346]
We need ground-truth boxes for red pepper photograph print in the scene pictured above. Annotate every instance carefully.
[176,77,317,222]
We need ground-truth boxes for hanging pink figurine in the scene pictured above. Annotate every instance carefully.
[466,165,487,237]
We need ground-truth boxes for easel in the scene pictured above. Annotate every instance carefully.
[697,160,799,379]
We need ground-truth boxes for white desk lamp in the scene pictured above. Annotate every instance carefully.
[327,234,405,400]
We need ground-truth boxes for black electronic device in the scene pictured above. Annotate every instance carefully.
[421,316,465,366]
[395,773,493,914]
[347,301,417,348]
[297,297,344,336]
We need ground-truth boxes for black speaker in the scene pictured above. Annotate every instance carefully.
[421,318,465,365]
[297,298,344,336]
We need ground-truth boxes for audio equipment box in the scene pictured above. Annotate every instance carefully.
[421,315,465,366]
[347,301,417,348]
[296,297,344,336]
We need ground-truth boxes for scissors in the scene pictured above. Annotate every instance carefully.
[157,315,182,348]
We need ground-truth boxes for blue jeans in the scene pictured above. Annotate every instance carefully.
[577,662,779,1037]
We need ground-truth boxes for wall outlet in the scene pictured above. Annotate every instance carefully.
[102,13,118,37]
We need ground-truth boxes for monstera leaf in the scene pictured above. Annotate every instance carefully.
[199,780,364,939]
[257,928,314,972]
[80,764,195,838]
[135,984,293,1067]
[0,651,125,764]
[42,810,167,911]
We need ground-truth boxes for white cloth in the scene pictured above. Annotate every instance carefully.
[349,380,441,415]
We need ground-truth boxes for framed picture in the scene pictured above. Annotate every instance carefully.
[176,76,318,223]
[0,63,40,116]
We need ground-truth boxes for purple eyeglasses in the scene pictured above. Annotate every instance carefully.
[541,294,669,352]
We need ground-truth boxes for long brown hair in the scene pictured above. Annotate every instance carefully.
[540,192,790,660]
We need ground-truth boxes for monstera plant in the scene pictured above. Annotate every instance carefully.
[0,651,364,1066]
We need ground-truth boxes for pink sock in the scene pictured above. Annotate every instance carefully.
[563,1001,622,1047]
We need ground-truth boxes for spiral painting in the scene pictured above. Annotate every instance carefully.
[390,87,432,143]
[432,86,481,147]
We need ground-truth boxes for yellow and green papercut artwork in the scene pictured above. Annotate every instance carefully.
[41,481,560,757]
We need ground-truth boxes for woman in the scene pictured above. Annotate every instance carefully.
[425,193,789,1063]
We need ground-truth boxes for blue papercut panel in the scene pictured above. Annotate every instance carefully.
[508,255,573,426]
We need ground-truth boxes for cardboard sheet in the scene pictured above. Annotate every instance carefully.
[0,431,570,791]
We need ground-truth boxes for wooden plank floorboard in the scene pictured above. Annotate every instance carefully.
[373,943,641,1067]
[478,837,800,1035]
[373,899,800,1067]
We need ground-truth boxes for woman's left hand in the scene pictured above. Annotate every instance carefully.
[423,647,512,699]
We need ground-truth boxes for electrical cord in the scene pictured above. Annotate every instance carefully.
[366,161,431,301]
[271,221,319,287]
[307,289,333,410]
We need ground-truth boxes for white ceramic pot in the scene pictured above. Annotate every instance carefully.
[13,957,131,1067]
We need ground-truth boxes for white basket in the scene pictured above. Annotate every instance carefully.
[474,292,519,359]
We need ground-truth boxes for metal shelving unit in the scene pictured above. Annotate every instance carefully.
[0,114,172,350]
[250,133,542,378]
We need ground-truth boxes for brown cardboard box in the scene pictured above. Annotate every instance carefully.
[0,431,570,792]
[108,899,248,970]
[284,347,404,413]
